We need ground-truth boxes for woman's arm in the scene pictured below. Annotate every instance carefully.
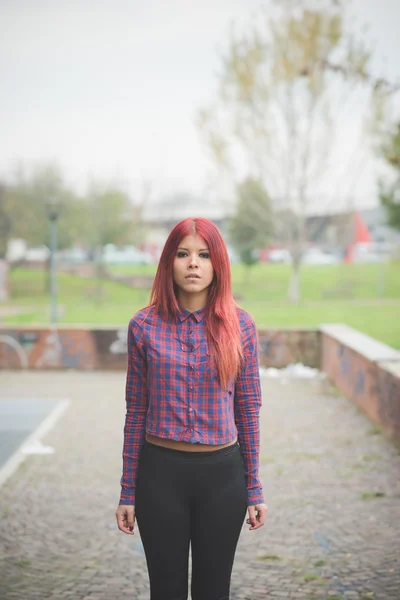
[234,313,264,506]
[119,317,148,506]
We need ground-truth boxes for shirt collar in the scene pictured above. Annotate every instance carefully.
[177,305,205,323]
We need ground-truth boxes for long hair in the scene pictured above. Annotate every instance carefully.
[150,217,243,387]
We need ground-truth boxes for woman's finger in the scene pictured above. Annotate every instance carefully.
[116,507,135,535]
[247,506,257,529]
[247,504,268,530]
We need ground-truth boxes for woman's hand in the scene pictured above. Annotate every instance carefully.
[246,503,268,530]
[116,504,135,535]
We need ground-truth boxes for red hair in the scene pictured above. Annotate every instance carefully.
[150,217,243,387]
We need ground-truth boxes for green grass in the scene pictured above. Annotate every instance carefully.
[360,491,386,499]
[314,559,326,567]
[1,263,400,349]
[303,573,320,582]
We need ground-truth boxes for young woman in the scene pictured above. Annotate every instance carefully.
[115,217,268,600]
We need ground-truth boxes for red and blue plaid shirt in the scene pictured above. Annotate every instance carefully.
[120,304,264,506]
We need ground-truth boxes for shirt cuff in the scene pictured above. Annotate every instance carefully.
[119,489,135,506]
[247,487,264,506]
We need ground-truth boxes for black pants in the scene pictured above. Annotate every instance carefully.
[135,440,248,600]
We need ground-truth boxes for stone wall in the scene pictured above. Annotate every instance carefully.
[0,326,319,371]
[258,329,320,368]
[321,324,400,443]
[1,323,399,442]
[0,327,128,371]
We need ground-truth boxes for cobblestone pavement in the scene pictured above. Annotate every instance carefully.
[0,371,399,600]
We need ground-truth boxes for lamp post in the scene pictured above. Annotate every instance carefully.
[45,198,61,325]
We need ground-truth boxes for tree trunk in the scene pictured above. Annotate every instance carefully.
[288,259,301,305]
[242,264,252,287]
[95,246,104,306]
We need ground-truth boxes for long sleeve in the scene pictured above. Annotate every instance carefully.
[119,317,148,505]
[234,314,264,505]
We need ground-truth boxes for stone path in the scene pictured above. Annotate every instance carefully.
[0,371,399,600]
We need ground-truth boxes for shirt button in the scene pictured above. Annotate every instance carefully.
[189,386,193,391]
[190,365,194,370]
[188,428,192,433]
[189,407,193,412]
[189,330,194,335]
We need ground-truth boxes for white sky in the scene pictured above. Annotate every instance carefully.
[1,0,399,212]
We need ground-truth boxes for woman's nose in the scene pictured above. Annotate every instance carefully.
[188,254,199,267]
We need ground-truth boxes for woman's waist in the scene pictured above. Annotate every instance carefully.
[145,432,237,452]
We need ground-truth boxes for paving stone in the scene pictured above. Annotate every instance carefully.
[0,372,399,599]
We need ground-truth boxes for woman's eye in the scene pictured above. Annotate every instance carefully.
[176,251,188,258]
[199,252,210,259]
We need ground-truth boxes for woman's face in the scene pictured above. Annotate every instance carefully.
[173,234,214,305]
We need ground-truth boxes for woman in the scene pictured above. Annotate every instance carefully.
[116,217,267,600]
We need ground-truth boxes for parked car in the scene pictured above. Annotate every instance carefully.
[24,245,50,262]
[302,248,341,265]
[267,248,292,264]
[258,246,292,264]
[102,244,154,265]
[57,248,89,264]
[351,242,392,263]
[226,245,240,264]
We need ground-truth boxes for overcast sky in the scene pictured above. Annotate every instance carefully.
[1,0,399,211]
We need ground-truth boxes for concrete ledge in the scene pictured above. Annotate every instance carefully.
[320,324,400,442]
[320,323,400,362]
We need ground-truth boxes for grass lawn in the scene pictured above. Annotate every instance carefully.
[1,263,400,349]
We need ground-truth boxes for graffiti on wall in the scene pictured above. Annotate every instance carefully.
[323,333,400,442]
[258,330,320,368]
[0,328,95,369]
[34,331,63,368]
[377,367,400,438]
[2,326,319,371]
[0,334,29,368]
[110,329,128,354]
[336,343,376,400]
[92,328,127,369]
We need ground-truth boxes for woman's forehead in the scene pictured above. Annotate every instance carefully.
[178,234,208,249]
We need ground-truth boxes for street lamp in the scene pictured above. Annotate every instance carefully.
[45,197,62,325]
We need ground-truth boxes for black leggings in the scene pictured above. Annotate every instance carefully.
[135,440,248,600]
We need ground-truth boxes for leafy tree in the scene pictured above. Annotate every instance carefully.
[229,177,274,273]
[84,182,133,302]
[379,122,400,231]
[197,0,394,303]
[4,162,85,249]
[85,183,132,251]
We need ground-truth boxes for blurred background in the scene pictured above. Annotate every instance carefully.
[1,0,399,348]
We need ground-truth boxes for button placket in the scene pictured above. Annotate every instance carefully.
[188,319,196,431]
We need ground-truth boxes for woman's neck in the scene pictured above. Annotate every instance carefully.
[177,292,207,313]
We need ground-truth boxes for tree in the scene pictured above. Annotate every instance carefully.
[0,183,12,259]
[379,122,400,231]
[84,182,133,302]
[197,0,392,303]
[86,183,132,251]
[229,177,274,274]
[4,162,86,250]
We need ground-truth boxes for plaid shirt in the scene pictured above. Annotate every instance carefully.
[120,304,264,506]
